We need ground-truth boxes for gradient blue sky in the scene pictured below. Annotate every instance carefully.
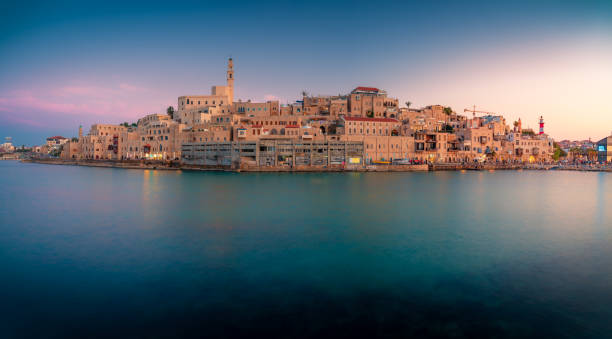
[1,0,611,145]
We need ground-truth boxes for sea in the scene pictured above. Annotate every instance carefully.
[1,160,611,338]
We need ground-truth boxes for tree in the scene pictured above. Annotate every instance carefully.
[167,106,175,119]
[443,107,453,115]
[442,124,454,133]
[50,145,63,157]
[405,101,412,109]
[522,129,535,136]
[552,142,567,161]
[366,110,374,118]
[301,91,309,98]
[71,137,78,142]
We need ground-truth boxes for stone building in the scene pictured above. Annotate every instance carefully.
[347,87,399,118]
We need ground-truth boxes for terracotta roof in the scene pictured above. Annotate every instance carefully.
[353,86,380,92]
[251,124,263,128]
[285,125,300,128]
[46,136,67,140]
[343,117,399,123]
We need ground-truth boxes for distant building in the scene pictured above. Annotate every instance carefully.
[597,135,612,163]
[46,136,68,147]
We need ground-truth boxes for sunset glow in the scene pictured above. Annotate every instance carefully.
[1,1,611,144]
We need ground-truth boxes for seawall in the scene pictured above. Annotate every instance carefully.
[25,158,428,172]
[23,158,612,173]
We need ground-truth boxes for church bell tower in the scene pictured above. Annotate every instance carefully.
[227,58,234,104]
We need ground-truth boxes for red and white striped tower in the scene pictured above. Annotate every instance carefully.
[539,116,544,135]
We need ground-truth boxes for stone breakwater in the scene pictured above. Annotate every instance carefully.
[24,158,428,172]
[25,158,612,172]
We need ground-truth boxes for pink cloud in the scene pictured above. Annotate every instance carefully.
[0,92,98,115]
[55,83,148,98]
[0,83,172,129]
[0,111,45,127]
[59,86,112,97]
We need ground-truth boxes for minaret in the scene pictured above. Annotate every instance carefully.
[517,118,522,134]
[78,125,83,139]
[539,116,544,135]
[227,58,234,104]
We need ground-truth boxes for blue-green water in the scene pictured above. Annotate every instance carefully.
[1,161,612,338]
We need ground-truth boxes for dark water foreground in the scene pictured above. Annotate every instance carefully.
[1,161,611,338]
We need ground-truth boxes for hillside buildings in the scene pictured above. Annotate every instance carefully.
[59,58,559,165]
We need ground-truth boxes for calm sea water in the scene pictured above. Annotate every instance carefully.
[1,161,611,338]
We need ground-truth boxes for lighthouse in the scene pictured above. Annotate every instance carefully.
[539,116,544,135]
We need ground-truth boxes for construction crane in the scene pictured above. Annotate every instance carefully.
[464,105,496,118]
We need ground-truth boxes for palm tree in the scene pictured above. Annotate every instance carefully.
[405,101,412,109]
[443,107,452,115]
[301,91,308,98]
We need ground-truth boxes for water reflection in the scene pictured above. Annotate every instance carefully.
[1,162,611,338]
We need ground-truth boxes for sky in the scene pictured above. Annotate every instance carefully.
[1,0,611,145]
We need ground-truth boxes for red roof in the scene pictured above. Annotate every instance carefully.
[285,125,300,128]
[343,117,399,123]
[353,86,380,92]
[251,124,263,128]
[46,135,67,140]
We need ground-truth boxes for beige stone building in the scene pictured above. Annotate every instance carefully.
[175,58,235,125]
[121,114,185,160]
[509,132,554,162]
[235,100,280,117]
[347,87,399,118]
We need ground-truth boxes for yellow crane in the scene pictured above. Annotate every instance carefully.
[464,105,496,118]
